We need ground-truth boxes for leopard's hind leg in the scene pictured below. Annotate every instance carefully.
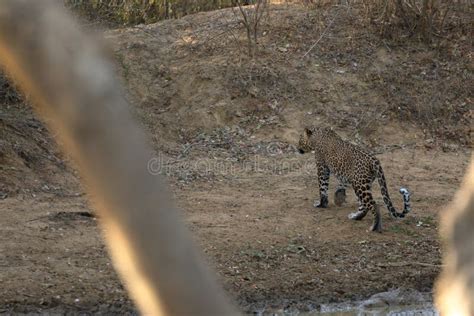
[348,183,382,232]
[364,192,382,232]
[348,196,366,220]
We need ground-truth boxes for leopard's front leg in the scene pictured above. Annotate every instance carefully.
[314,164,330,208]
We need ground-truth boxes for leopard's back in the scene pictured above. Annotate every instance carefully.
[311,128,378,184]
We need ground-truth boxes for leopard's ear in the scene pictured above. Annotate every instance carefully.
[304,127,313,136]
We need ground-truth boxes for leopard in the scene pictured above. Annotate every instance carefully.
[297,126,411,232]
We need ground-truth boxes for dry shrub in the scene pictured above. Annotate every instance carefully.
[361,0,472,43]
[232,0,269,57]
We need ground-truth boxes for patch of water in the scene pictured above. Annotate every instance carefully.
[316,288,438,316]
[317,302,438,316]
[254,288,439,316]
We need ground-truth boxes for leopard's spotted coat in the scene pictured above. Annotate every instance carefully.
[298,127,411,232]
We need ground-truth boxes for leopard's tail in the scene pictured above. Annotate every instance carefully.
[374,159,411,218]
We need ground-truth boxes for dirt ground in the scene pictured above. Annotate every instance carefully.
[0,3,472,314]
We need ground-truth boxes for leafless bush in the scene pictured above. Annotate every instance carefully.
[361,0,465,43]
[232,0,269,57]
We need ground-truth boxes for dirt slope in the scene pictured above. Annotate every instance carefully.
[0,3,472,313]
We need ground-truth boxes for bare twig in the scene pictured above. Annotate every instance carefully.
[302,11,338,58]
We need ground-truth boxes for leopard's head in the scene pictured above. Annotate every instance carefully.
[297,127,314,154]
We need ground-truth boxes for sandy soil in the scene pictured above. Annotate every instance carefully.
[0,3,471,314]
[0,141,470,313]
